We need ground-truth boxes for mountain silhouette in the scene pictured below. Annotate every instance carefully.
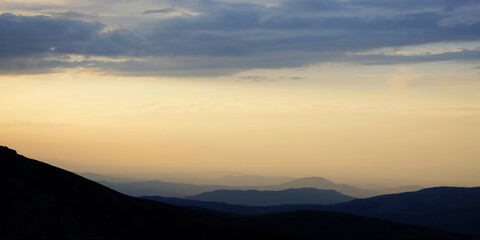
[0,146,239,239]
[278,177,383,198]
[372,185,424,195]
[330,187,480,236]
[1,146,476,240]
[187,188,355,206]
[145,187,480,236]
[93,175,411,198]
[79,172,294,186]
[142,195,270,213]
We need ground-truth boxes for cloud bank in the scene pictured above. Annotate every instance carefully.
[1,0,479,76]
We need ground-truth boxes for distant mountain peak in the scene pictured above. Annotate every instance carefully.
[281,176,335,186]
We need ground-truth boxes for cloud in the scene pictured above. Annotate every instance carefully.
[439,3,480,26]
[238,75,271,82]
[142,8,175,14]
[1,0,480,76]
[47,11,97,20]
[0,13,103,58]
[348,49,480,65]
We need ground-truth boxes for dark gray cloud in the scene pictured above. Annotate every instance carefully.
[1,0,480,76]
[0,13,103,57]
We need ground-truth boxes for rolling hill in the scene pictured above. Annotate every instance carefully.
[186,188,355,206]
[276,177,423,198]
[144,187,480,236]
[1,146,475,240]
[331,187,480,236]
[277,177,376,198]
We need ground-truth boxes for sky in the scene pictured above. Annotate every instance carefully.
[1,0,479,186]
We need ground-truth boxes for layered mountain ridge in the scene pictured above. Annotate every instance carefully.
[1,146,476,240]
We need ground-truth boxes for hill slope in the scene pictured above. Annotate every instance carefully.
[331,187,480,236]
[145,187,480,236]
[1,146,476,240]
[0,146,240,240]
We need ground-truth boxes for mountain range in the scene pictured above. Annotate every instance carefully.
[1,146,475,240]
[143,187,480,236]
[91,174,422,198]
[79,172,294,186]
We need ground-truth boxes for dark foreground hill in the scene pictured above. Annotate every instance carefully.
[0,146,238,240]
[145,187,480,236]
[187,188,354,206]
[1,146,476,240]
[330,187,480,236]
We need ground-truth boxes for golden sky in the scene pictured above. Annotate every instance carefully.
[1,62,479,186]
[1,0,480,186]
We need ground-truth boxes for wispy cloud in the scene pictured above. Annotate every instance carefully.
[47,10,97,20]
[142,8,174,15]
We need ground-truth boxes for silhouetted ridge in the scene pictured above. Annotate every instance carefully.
[0,146,268,239]
[1,146,476,240]
[280,177,377,198]
[0,146,17,156]
[146,186,480,236]
[329,186,480,236]
[90,173,421,199]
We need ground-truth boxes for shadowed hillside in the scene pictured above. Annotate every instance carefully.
[331,187,480,236]
[1,146,476,240]
[0,146,242,240]
[145,187,480,236]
